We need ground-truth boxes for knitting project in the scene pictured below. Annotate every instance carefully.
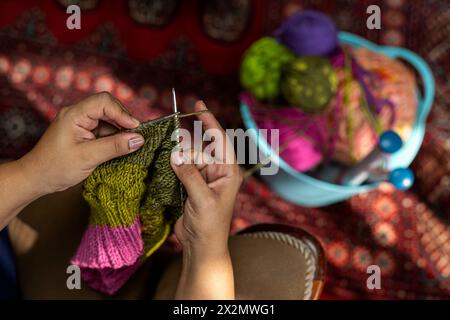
[71,115,184,295]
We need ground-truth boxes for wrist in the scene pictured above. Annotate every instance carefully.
[182,240,230,265]
[15,154,50,199]
[178,241,234,300]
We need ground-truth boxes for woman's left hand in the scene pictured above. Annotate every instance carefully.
[18,92,145,195]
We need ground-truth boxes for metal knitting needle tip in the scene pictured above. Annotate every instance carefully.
[172,88,178,114]
[172,88,181,150]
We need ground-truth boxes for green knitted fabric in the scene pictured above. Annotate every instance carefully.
[83,115,184,256]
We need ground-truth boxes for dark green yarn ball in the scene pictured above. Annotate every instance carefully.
[281,56,337,113]
[240,37,295,101]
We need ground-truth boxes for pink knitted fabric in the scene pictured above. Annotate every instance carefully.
[71,217,144,294]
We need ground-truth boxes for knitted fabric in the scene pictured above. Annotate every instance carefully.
[71,115,184,295]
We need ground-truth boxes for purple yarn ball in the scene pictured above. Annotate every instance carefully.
[274,10,338,57]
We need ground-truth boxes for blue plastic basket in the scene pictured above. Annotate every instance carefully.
[240,32,435,207]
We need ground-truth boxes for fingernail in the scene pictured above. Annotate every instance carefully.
[128,136,144,150]
[172,152,185,166]
[199,100,208,110]
[131,117,140,127]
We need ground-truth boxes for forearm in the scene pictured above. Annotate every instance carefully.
[0,157,46,230]
[176,245,235,300]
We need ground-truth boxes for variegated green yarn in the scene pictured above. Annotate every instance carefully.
[281,56,337,113]
[240,37,295,101]
[83,115,184,255]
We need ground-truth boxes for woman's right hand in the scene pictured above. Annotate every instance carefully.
[170,100,242,299]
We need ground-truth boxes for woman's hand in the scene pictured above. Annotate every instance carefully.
[170,101,242,299]
[0,92,144,229]
[19,92,144,195]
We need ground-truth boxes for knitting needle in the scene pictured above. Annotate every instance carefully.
[129,113,175,130]
[340,130,403,186]
[172,87,178,115]
[135,102,210,128]
[172,88,181,151]
[367,167,415,190]
[128,89,181,132]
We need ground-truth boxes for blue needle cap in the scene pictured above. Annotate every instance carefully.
[389,168,414,190]
[379,130,403,154]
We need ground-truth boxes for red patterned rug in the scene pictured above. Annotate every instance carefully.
[0,0,449,299]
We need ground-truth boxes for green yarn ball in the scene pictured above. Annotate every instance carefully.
[240,37,295,101]
[281,56,337,113]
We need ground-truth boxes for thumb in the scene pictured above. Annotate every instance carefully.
[170,151,213,207]
[84,132,144,166]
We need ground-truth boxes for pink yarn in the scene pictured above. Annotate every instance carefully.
[71,217,144,295]
[256,108,328,172]
[80,263,142,295]
[241,92,330,172]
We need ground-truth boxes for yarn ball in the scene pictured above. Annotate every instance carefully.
[274,10,338,57]
[242,92,331,172]
[331,48,418,165]
[255,107,329,172]
[281,56,337,113]
[240,37,295,101]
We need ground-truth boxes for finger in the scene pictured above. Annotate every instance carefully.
[93,121,119,137]
[170,151,214,206]
[83,132,144,167]
[183,148,215,170]
[207,165,242,192]
[73,92,140,131]
[182,149,215,181]
[194,101,236,164]
[194,100,224,132]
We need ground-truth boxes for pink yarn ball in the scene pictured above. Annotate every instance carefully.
[256,107,329,172]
